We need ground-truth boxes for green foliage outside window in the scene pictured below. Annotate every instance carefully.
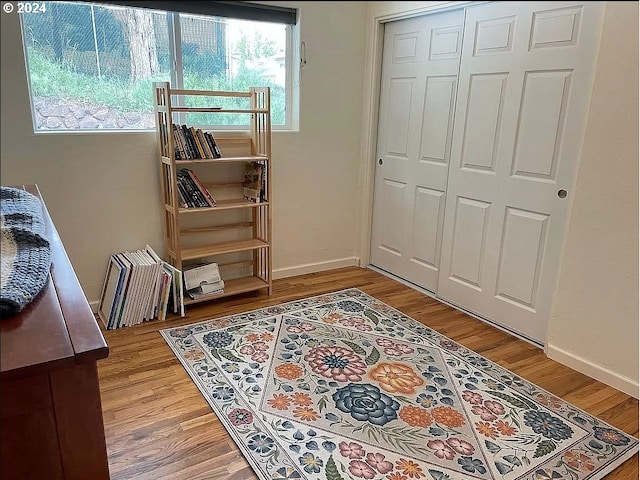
[21,2,287,129]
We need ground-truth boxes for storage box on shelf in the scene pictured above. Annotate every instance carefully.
[153,82,272,306]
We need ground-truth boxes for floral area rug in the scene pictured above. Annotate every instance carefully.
[160,289,637,480]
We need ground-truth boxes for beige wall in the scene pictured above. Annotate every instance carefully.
[0,2,367,302]
[359,1,638,396]
[546,1,639,396]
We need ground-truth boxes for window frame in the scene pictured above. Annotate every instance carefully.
[20,2,297,133]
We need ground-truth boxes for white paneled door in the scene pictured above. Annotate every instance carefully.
[371,1,604,345]
[370,9,464,292]
[437,1,603,343]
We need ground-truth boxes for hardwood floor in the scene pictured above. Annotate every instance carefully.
[97,266,639,479]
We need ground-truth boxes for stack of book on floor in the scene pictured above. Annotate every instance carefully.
[184,262,224,299]
[97,245,184,330]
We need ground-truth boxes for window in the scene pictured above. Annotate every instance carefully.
[20,1,295,131]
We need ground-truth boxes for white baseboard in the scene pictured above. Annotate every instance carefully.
[546,343,639,398]
[272,257,360,280]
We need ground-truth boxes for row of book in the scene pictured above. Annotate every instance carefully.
[177,168,216,208]
[97,245,185,330]
[173,124,222,160]
[177,162,266,209]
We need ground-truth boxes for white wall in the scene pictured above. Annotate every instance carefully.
[0,2,367,302]
[359,1,638,396]
[546,1,639,397]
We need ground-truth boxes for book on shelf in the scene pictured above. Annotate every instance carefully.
[260,159,268,202]
[97,245,185,329]
[179,125,196,159]
[184,262,225,298]
[195,128,213,159]
[172,124,187,159]
[185,168,217,206]
[243,162,264,203]
[198,129,212,158]
[190,127,206,159]
[176,169,206,207]
[172,124,222,160]
[204,131,222,158]
[187,279,225,299]
[176,168,215,207]
[178,171,203,207]
[176,182,190,208]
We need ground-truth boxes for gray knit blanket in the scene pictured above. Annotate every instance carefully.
[0,187,52,317]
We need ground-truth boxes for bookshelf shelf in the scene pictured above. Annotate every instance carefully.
[181,238,269,260]
[176,199,269,214]
[175,155,268,165]
[183,276,270,305]
[153,82,272,307]
[170,88,253,97]
[170,107,269,114]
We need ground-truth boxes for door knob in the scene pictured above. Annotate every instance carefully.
[557,189,567,198]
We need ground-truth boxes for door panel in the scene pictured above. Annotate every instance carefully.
[420,76,456,164]
[379,179,407,257]
[429,25,463,60]
[437,1,604,344]
[511,70,572,180]
[371,10,464,292]
[529,6,582,49]
[494,207,549,309]
[459,73,507,172]
[410,186,445,269]
[448,197,491,289]
[386,79,414,157]
[473,16,516,55]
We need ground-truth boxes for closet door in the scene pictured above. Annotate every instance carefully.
[370,9,463,292]
[437,1,604,344]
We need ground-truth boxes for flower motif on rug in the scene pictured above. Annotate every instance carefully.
[161,289,638,480]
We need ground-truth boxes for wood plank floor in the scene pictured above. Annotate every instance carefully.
[97,266,639,479]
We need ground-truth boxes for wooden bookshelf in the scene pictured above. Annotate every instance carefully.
[153,82,272,306]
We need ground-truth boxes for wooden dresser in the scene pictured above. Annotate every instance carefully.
[0,185,110,480]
